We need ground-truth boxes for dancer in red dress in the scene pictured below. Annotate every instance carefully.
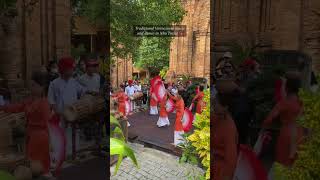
[263,75,305,166]
[212,93,238,180]
[192,85,205,114]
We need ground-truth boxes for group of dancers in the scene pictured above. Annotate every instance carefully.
[112,75,206,146]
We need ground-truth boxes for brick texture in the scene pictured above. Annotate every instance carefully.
[111,57,133,88]
[0,0,71,87]
[213,0,320,72]
[168,0,211,80]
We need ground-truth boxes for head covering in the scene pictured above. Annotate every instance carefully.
[58,57,75,74]
[128,80,133,85]
[223,52,232,58]
[243,58,258,67]
[86,59,99,67]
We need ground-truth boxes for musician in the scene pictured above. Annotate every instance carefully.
[125,80,135,113]
[78,59,101,95]
[48,57,86,157]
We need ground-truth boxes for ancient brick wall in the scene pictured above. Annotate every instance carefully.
[111,57,133,88]
[169,0,210,80]
[0,0,71,87]
[301,0,320,71]
[213,0,320,72]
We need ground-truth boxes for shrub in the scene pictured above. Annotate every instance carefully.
[184,89,210,179]
[273,89,320,179]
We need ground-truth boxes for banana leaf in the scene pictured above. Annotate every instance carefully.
[110,138,139,175]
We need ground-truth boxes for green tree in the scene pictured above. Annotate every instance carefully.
[72,0,185,63]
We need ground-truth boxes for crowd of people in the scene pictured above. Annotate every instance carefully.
[0,56,106,178]
[212,52,317,179]
[111,76,206,146]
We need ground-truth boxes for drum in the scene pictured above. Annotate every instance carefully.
[0,153,26,172]
[63,95,105,122]
[0,112,25,153]
[129,92,143,101]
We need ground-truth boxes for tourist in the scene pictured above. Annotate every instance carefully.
[212,92,238,180]
[215,52,236,80]
[47,60,59,82]
[74,57,86,79]
[191,85,205,114]
[0,71,51,177]
[157,84,170,128]
[310,71,318,92]
[48,57,86,157]
[78,59,101,94]
[262,73,305,167]
[167,89,185,146]
[141,83,148,105]
[0,77,10,106]
[125,80,135,113]
[274,67,286,103]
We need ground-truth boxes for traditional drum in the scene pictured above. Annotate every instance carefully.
[129,92,143,100]
[0,153,25,172]
[63,95,105,122]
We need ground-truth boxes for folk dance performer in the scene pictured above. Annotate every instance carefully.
[48,57,86,157]
[167,89,185,146]
[157,89,170,127]
[191,86,205,114]
[149,76,161,115]
[0,71,52,177]
[78,59,101,94]
[112,88,131,127]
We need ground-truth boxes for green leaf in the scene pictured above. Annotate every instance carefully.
[110,115,121,127]
[111,126,125,141]
[110,138,139,174]
[0,171,15,180]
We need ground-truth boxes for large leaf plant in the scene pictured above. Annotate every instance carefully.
[110,115,138,175]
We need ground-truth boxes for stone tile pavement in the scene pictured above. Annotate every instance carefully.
[110,143,204,180]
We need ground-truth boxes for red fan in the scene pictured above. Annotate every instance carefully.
[182,108,194,132]
[166,98,175,113]
[233,145,268,180]
[150,76,162,87]
[154,81,166,102]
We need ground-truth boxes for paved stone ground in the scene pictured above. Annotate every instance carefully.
[110,143,204,180]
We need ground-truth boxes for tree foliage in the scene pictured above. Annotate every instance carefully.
[72,0,185,67]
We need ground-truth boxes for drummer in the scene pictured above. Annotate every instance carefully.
[78,59,101,95]
[48,57,86,157]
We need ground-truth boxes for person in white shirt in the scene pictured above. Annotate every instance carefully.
[78,59,101,94]
[48,57,86,157]
[125,80,135,112]
[134,81,142,92]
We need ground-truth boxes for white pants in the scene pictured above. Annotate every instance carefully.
[174,131,185,146]
[60,120,80,157]
[150,106,158,115]
[157,116,170,127]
